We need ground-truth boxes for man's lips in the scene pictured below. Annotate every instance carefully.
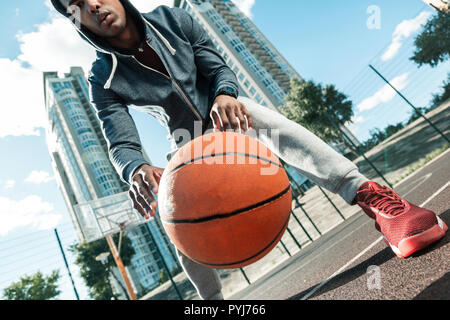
[98,12,111,25]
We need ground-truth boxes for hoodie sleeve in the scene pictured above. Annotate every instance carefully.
[88,70,150,186]
[172,7,239,100]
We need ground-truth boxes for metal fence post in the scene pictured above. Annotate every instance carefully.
[324,112,393,188]
[282,162,322,236]
[143,222,183,300]
[369,64,449,144]
[317,186,346,221]
[286,227,302,249]
[240,268,251,285]
[54,228,80,300]
[295,201,322,236]
[290,210,313,242]
[279,240,291,257]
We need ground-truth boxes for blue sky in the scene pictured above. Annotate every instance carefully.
[0,0,447,300]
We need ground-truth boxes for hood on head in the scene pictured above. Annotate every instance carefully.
[50,0,146,54]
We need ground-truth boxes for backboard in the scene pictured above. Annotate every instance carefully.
[73,191,147,243]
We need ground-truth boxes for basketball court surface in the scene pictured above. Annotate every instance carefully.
[231,150,450,300]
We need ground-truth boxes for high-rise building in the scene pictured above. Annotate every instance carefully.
[176,0,303,112]
[422,0,449,13]
[176,0,312,187]
[43,67,179,297]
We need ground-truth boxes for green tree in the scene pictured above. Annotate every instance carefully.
[69,233,135,300]
[159,269,169,284]
[384,122,405,138]
[3,270,61,300]
[430,73,450,109]
[410,11,450,68]
[280,77,356,154]
[362,128,386,151]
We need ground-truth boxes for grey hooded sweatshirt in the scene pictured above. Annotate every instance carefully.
[50,0,239,185]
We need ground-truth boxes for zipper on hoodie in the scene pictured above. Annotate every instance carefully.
[131,42,204,124]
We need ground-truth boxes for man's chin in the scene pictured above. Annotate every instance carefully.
[95,23,125,38]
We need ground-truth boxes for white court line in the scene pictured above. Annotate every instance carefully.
[252,176,442,299]
[251,218,373,299]
[393,148,450,188]
[300,181,450,300]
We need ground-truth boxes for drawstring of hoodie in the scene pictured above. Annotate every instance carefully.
[104,53,118,89]
[145,20,177,56]
[104,19,176,90]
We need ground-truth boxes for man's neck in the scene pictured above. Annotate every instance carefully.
[106,13,142,50]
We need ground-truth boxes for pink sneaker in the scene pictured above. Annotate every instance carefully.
[356,181,447,258]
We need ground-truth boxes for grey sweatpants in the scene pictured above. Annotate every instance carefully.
[168,96,368,300]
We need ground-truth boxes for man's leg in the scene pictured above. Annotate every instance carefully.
[238,96,367,204]
[238,96,447,258]
[176,249,223,300]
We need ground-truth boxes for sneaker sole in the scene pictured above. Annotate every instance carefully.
[384,216,448,259]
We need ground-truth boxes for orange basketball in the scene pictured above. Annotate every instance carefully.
[158,131,292,269]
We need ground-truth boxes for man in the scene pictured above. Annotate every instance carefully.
[51,0,447,300]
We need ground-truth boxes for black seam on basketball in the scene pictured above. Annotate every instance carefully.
[194,213,291,268]
[170,152,282,174]
[162,185,291,224]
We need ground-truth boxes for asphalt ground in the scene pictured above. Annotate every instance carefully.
[230,149,450,300]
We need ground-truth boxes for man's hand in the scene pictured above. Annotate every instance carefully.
[128,164,164,220]
[210,95,254,132]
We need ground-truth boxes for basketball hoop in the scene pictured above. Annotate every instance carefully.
[73,191,147,243]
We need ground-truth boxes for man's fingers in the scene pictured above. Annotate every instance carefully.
[240,105,254,131]
[129,190,151,219]
[142,170,159,196]
[225,107,240,131]
[153,170,162,186]
[210,109,222,131]
[132,177,155,212]
[217,107,230,131]
[235,107,248,132]
[211,99,254,132]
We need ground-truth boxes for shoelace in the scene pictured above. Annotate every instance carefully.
[359,186,406,216]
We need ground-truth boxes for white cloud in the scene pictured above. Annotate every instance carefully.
[232,0,256,18]
[4,180,16,190]
[0,0,175,139]
[346,115,366,133]
[0,17,95,138]
[130,0,173,12]
[25,170,55,184]
[381,11,432,61]
[44,0,52,9]
[0,59,46,138]
[0,195,62,236]
[357,72,410,111]
[1,0,254,139]
[16,18,96,73]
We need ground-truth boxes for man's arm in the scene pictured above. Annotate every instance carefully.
[89,75,163,218]
[88,75,149,186]
[173,7,239,101]
[172,8,253,131]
